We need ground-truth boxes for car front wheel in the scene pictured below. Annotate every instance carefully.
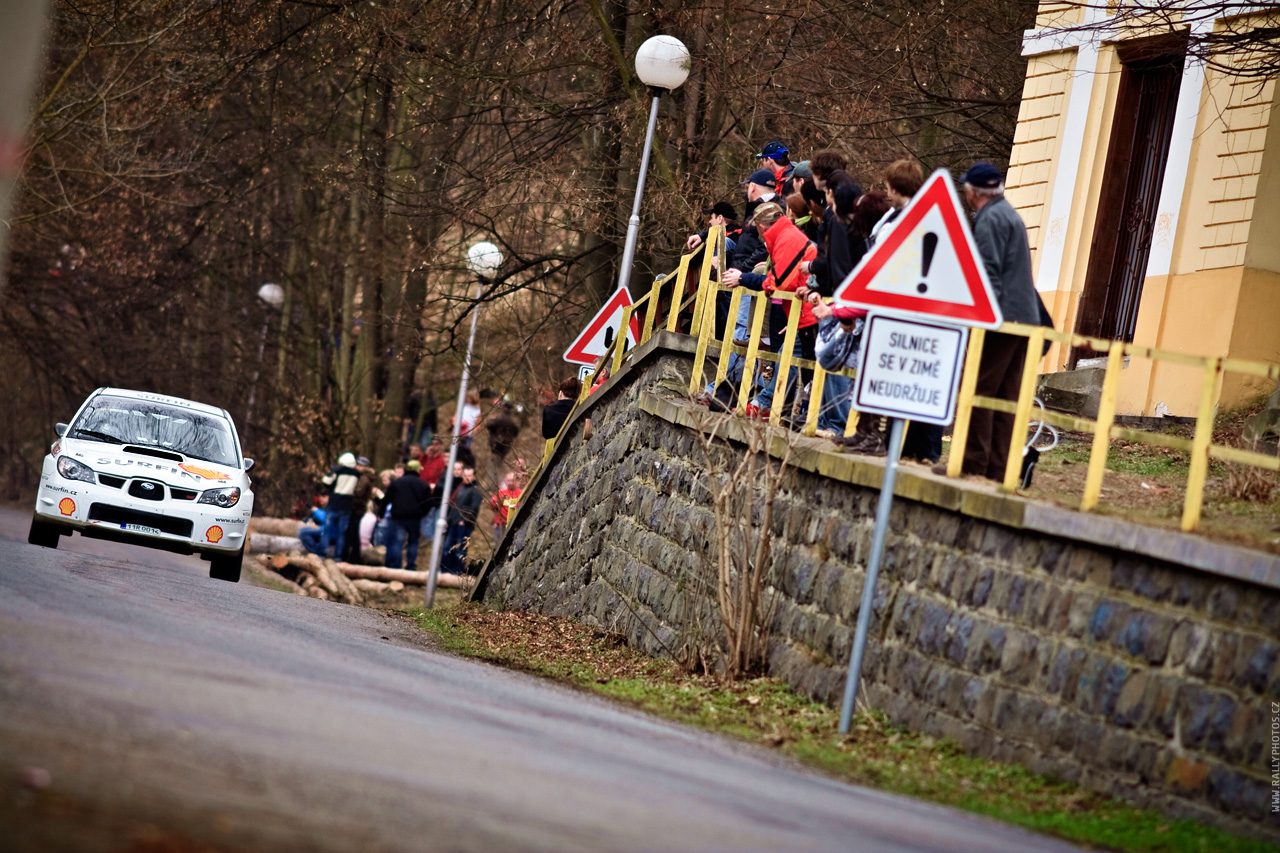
[209,547,243,583]
[28,517,61,549]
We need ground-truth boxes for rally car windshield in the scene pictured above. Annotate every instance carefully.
[71,396,240,467]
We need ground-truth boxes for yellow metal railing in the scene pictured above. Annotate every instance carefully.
[533,230,1279,534]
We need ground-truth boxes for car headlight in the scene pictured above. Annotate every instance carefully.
[57,456,96,483]
[198,486,241,508]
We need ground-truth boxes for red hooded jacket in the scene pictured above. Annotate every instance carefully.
[761,217,819,328]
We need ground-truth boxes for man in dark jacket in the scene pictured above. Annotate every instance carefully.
[442,465,482,576]
[955,161,1042,481]
[541,376,580,439]
[383,459,433,570]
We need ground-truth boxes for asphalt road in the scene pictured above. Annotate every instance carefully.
[0,506,1083,852]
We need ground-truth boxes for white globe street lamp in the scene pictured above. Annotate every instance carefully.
[616,35,690,298]
[426,240,504,607]
[246,282,286,429]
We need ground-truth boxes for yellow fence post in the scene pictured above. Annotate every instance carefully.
[666,255,691,334]
[713,288,744,397]
[643,276,662,344]
[805,367,826,436]
[769,297,802,428]
[612,305,633,377]
[688,284,719,395]
[1181,357,1221,532]
[736,292,769,415]
[947,328,985,478]
[1081,343,1124,512]
[689,225,720,339]
[1002,328,1046,491]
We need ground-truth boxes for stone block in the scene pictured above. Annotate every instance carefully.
[1166,756,1211,795]
[969,566,995,608]
[917,602,951,657]
[1075,653,1111,715]
[1048,645,1086,698]
[1112,668,1151,729]
[1117,610,1175,665]
[1000,629,1041,686]
[1207,584,1240,621]
[1067,592,1098,639]
[947,614,976,664]
[1205,767,1247,817]
[1238,636,1277,695]
[968,622,1007,674]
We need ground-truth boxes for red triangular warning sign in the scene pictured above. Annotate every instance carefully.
[563,285,642,365]
[833,169,1003,329]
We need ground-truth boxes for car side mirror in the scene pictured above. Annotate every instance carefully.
[55,423,68,437]
[243,458,255,471]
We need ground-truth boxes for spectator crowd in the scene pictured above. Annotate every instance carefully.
[295,143,1044,573]
[683,142,1043,477]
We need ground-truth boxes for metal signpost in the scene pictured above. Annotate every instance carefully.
[837,314,968,733]
[833,169,1003,733]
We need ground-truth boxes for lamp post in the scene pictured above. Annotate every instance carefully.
[246,282,285,430]
[615,35,690,297]
[426,240,502,607]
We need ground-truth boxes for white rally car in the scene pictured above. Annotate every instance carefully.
[29,388,255,582]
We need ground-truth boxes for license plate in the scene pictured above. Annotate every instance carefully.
[122,523,161,536]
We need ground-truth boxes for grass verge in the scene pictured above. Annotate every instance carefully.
[408,601,1275,853]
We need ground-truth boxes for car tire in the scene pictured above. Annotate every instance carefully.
[28,517,60,549]
[209,548,243,583]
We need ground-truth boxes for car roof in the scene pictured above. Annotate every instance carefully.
[94,387,229,419]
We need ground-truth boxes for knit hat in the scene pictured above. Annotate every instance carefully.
[960,162,1003,189]
[338,452,356,467]
[406,460,422,472]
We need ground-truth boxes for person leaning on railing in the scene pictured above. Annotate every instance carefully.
[722,202,819,425]
[948,162,1044,481]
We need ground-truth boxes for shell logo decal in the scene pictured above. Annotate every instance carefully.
[180,463,230,480]
[58,498,76,516]
[205,525,224,544]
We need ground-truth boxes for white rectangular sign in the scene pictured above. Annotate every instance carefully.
[854,313,968,425]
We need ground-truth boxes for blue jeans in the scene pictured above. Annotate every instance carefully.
[817,372,853,433]
[706,292,757,396]
[384,519,422,570]
[442,523,473,576]
[322,510,350,558]
[419,507,440,540]
[752,324,816,419]
[299,525,326,557]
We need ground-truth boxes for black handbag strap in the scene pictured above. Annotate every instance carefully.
[772,241,813,290]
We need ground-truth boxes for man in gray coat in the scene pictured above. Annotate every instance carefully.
[957,162,1043,481]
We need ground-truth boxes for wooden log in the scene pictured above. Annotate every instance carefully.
[248,517,304,537]
[248,533,303,555]
[335,563,470,589]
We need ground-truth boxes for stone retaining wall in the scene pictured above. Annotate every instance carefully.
[480,342,1280,841]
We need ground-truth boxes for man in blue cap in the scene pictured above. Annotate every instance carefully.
[949,161,1043,481]
[756,140,794,190]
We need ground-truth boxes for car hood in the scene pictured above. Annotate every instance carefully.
[60,438,246,488]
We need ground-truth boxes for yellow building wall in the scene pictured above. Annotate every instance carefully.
[1130,57,1280,415]
[1012,6,1280,416]
[1006,52,1074,271]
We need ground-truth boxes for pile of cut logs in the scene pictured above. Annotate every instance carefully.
[247,518,469,604]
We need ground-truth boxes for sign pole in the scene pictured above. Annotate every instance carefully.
[838,416,905,734]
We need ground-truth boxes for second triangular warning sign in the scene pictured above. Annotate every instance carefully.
[834,169,1003,328]
[563,285,642,365]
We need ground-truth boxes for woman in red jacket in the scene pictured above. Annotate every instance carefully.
[723,202,817,423]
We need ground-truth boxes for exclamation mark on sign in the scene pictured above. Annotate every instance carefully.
[918,232,938,294]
